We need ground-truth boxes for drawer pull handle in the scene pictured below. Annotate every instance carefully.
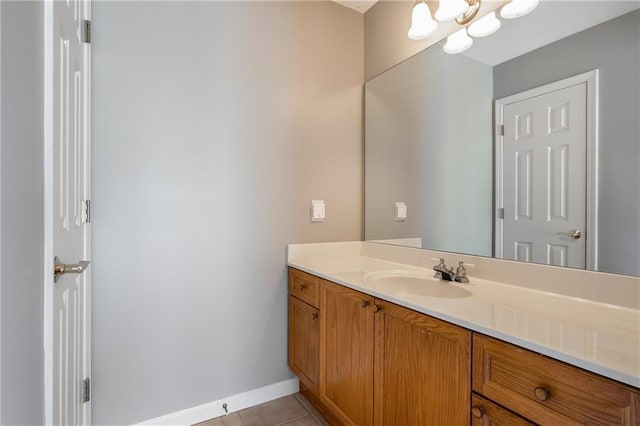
[362,300,370,308]
[299,283,307,290]
[534,386,550,401]
[373,304,382,313]
[311,312,318,320]
[471,406,484,419]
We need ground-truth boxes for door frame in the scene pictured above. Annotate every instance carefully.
[44,1,53,421]
[0,3,3,421]
[494,69,599,270]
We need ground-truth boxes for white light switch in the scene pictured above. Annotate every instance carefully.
[311,200,325,222]
[395,202,407,221]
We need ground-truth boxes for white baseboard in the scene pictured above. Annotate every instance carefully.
[133,377,300,426]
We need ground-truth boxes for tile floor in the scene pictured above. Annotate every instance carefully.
[195,394,329,426]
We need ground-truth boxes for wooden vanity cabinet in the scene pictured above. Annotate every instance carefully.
[473,334,640,425]
[288,269,321,394]
[374,299,471,426]
[319,279,375,426]
[288,268,640,426]
[289,269,472,425]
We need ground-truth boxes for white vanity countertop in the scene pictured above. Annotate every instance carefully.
[287,243,640,388]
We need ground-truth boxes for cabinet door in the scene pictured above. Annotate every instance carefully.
[374,300,471,426]
[471,393,536,426]
[320,280,375,426]
[288,295,320,393]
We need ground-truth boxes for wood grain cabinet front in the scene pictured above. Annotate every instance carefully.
[319,279,375,426]
[473,334,640,425]
[288,295,320,393]
[373,299,471,426]
[308,275,473,426]
[289,268,320,308]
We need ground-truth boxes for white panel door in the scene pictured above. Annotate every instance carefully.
[52,0,91,424]
[501,83,587,268]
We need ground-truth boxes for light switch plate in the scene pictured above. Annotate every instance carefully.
[311,200,325,222]
[395,202,407,221]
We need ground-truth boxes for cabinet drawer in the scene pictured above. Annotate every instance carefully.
[473,334,640,425]
[471,393,535,426]
[289,268,320,308]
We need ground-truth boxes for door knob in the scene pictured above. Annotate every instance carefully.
[558,229,582,239]
[54,257,90,283]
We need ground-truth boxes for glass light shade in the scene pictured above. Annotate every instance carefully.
[500,0,539,19]
[408,2,439,40]
[467,11,501,37]
[435,0,471,22]
[443,28,473,54]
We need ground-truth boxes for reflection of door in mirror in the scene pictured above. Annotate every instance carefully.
[364,5,640,277]
[495,71,597,270]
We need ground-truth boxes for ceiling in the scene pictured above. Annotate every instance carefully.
[333,0,379,13]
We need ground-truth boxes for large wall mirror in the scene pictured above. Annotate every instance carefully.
[365,1,640,277]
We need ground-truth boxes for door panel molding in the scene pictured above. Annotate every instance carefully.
[495,69,599,271]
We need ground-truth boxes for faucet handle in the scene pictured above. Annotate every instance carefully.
[432,258,447,279]
[433,258,447,271]
[454,261,470,283]
[456,261,467,275]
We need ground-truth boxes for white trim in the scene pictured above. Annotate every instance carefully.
[81,3,92,424]
[494,99,504,259]
[0,1,3,420]
[494,69,599,270]
[585,70,599,272]
[43,1,54,423]
[132,378,300,426]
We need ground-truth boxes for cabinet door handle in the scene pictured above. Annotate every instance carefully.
[311,312,318,320]
[361,300,370,308]
[373,304,382,313]
[471,406,484,419]
[299,283,307,290]
[534,386,550,401]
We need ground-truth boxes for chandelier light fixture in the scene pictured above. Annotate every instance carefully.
[467,11,501,37]
[408,0,539,54]
[435,0,471,22]
[500,0,540,19]
[443,28,473,54]
[408,1,439,40]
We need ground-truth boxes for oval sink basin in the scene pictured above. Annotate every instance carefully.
[363,270,471,299]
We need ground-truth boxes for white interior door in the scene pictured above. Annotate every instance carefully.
[51,0,91,424]
[497,78,592,269]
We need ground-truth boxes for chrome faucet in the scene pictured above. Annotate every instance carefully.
[454,261,469,283]
[433,259,470,283]
[433,258,454,281]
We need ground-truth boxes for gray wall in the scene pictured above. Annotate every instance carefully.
[0,1,45,424]
[493,10,640,276]
[92,2,363,424]
[365,46,493,256]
